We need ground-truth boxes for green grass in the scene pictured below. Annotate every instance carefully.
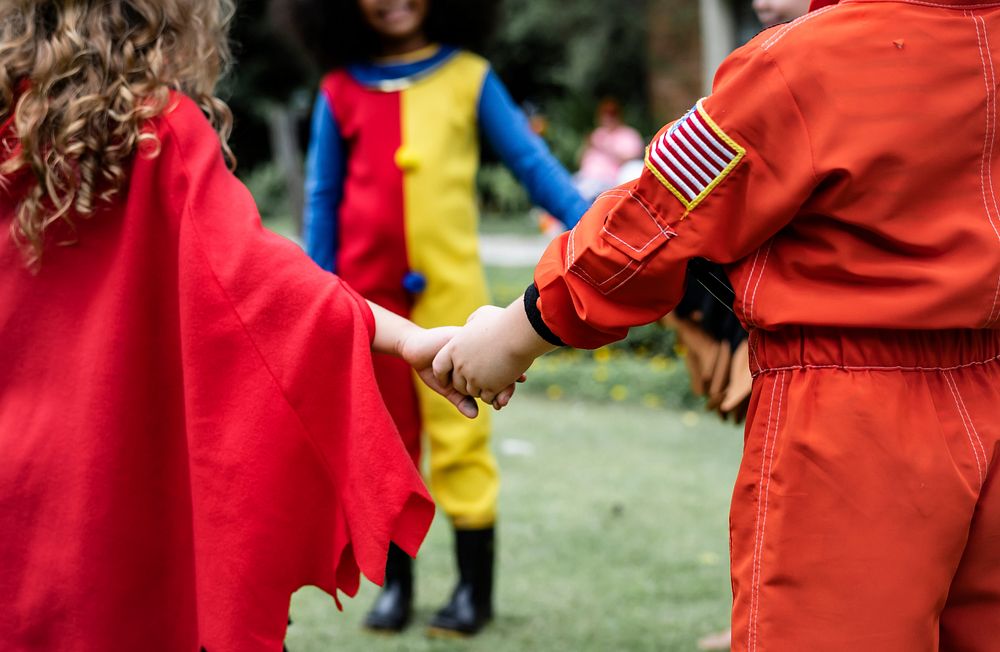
[286,396,743,652]
[259,212,544,241]
[527,349,698,411]
[482,265,698,410]
[478,211,542,237]
[482,264,535,308]
[258,212,735,649]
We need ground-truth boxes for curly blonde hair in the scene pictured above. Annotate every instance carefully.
[0,0,236,265]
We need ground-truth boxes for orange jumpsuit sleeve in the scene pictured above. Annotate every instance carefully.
[532,41,819,349]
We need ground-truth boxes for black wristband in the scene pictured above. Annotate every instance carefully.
[523,283,566,347]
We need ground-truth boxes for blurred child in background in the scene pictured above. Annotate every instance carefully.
[0,1,501,649]
[276,0,590,637]
[575,98,645,202]
[751,0,811,26]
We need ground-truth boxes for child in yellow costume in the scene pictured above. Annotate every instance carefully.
[279,0,589,636]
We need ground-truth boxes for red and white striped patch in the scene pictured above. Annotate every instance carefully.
[644,100,745,212]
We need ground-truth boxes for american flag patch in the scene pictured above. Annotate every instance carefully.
[645,100,746,212]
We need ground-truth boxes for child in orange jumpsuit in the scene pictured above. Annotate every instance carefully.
[434,0,1000,649]
[0,2,504,650]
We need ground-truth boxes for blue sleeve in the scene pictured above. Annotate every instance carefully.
[478,69,591,228]
[303,93,344,273]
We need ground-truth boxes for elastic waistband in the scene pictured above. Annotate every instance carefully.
[750,327,1000,375]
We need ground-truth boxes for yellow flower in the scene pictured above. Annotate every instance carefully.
[641,394,662,408]
[698,552,720,566]
[681,411,700,427]
[649,355,669,371]
[593,347,612,363]
[546,385,564,400]
[593,366,609,382]
[610,385,628,401]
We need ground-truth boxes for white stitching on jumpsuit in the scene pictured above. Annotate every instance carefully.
[748,240,775,329]
[969,12,1000,325]
[748,371,785,652]
[896,0,1000,9]
[945,370,990,479]
[752,353,1000,377]
[762,6,838,51]
[979,16,1000,324]
[741,248,763,326]
[944,371,985,485]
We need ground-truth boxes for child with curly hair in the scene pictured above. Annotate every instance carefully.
[0,2,501,650]
[275,0,590,636]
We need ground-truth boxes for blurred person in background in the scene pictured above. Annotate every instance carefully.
[575,98,645,202]
[274,0,590,637]
[752,0,812,26]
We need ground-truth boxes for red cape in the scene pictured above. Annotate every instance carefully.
[0,94,434,651]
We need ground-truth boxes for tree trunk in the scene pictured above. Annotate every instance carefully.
[267,105,305,237]
[645,0,703,124]
[698,0,737,93]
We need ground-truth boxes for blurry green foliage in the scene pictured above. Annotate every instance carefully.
[478,1,652,210]
[485,265,696,408]
[527,347,699,410]
[244,161,292,221]
[235,0,654,223]
[489,0,652,137]
[226,0,311,171]
[477,165,531,214]
[226,0,652,171]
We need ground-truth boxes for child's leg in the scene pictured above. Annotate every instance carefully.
[418,381,498,636]
[938,364,1000,650]
[408,263,497,529]
[731,328,999,652]
[362,354,423,633]
[417,384,498,528]
[410,271,498,635]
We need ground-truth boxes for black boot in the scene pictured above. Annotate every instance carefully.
[363,543,413,632]
[427,527,494,637]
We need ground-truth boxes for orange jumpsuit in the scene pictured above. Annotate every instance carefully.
[529,1,1000,649]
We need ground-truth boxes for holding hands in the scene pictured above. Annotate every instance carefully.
[396,324,484,419]
[432,300,557,410]
[368,301,478,418]
[372,296,556,417]
[370,300,536,419]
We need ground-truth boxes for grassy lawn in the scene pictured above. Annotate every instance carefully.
[478,211,543,236]
[286,396,743,652]
[258,214,740,650]
[484,265,699,411]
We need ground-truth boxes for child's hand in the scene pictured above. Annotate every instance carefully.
[368,299,530,415]
[399,326,496,419]
[433,303,555,406]
[368,301,497,418]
